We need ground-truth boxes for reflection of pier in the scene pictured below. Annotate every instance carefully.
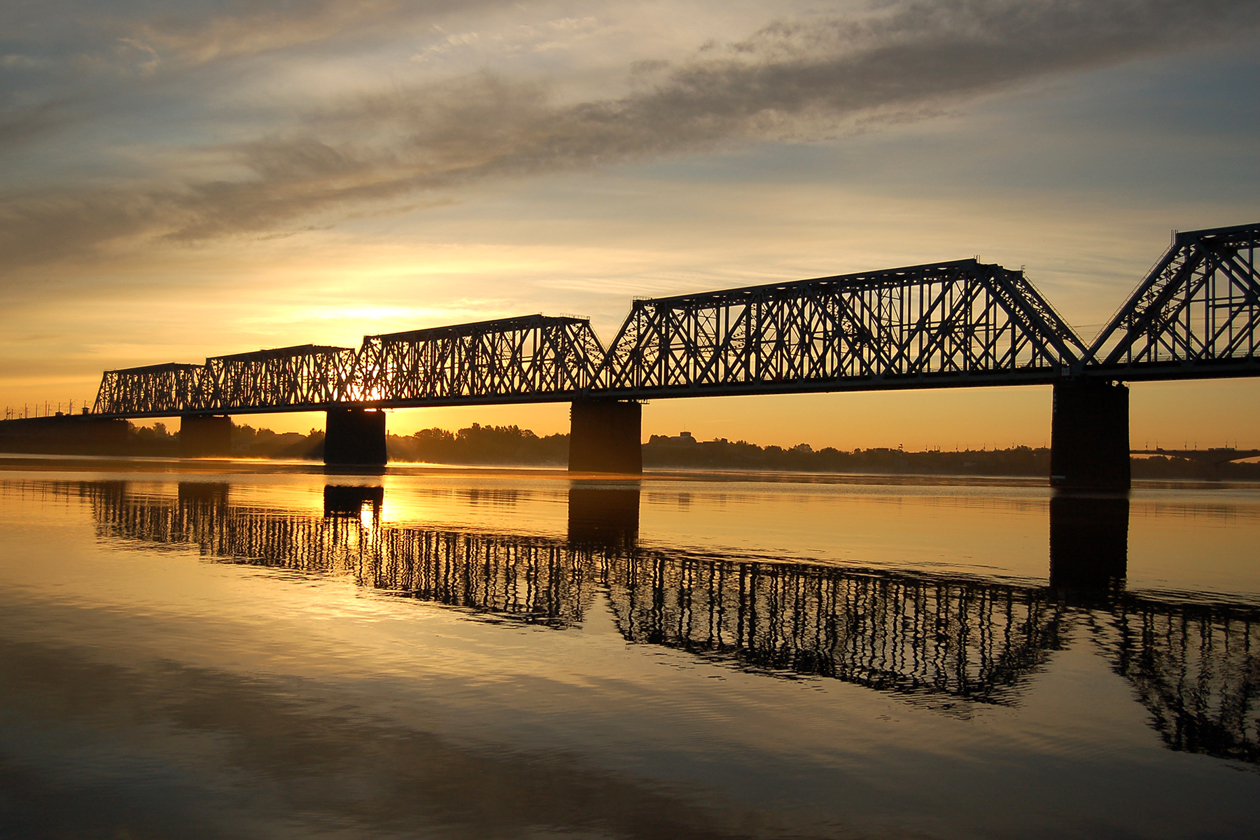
[76,479,1259,761]
[1049,494,1128,592]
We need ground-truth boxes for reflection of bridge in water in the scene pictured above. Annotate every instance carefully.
[75,479,1259,762]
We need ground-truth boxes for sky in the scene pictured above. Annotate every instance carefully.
[2,0,1259,450]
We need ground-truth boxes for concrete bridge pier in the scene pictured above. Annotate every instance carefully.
[179,415,232,458]
[569,400,642,474]
[1050,379,1130,491]
[324,407,387,467]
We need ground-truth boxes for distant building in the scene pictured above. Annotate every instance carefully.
[646,431,698,446]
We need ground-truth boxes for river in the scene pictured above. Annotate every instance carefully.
[1,456,1257,838]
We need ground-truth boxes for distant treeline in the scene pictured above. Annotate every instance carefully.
[201,422,1260,479]
[643,433,1051,475]
[122,422,323,459]
[643,433,1260,479]
[388,424,568,465]
[3,417,1258,479]
[112,421,566,464]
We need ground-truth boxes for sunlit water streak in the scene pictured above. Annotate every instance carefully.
[1,460,1258,839]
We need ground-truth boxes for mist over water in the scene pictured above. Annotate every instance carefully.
[1,460,1258,838]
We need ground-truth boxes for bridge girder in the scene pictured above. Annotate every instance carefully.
[88,224,1260,418]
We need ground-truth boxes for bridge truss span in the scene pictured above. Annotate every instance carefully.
[84,223,1260,424]
[1086,222,1260,379]
[345,314,607,407]
[93,362,206,416]
[202,344,356,413]
[595,260,1085,398]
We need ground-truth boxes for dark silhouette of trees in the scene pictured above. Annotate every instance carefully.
[387,424,568,465]
[642,434,1054,476]
[4,416,1259,479]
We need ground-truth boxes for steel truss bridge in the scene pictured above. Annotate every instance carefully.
[92,223,1260,417]
[59,221,1257,485]
[65,478,1260,764]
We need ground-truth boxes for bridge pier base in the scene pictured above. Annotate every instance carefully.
[1050,379,1130,491]
[179,415,232,458]
[569,400,642,474]
[324,408,387,467]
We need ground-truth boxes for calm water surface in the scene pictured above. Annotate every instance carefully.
[1,457,1258,839]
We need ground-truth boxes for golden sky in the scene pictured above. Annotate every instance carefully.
[2,1,1259,448]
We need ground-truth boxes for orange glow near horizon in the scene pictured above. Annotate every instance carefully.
[2,4,1258,450]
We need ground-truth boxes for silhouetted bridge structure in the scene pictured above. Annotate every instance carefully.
[11,222,1259,488]
[41,478,1254,763]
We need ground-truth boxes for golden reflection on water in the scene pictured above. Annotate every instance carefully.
[2,462,1260,839]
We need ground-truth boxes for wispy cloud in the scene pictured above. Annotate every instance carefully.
[3,0,1258,271]
[130,0,513,66]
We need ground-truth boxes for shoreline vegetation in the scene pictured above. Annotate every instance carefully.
[3,419,1258,481]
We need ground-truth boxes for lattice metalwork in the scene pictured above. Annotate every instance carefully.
[596,260,1084,397]
[345,315,607,406]
[605,555,1063,705]
[1085,223,1260,378]
[202,344,356,411]
[82,477,1260,748]
[88,481,1061,703]
[93,362,205,416]
[69,224,1260,417]
[1102,599,1260,763]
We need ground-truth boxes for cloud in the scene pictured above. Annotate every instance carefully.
[116,37,160,74]
[3,0,1259,270]
[411,31,481,64]
[131,0,508,66]
[1,54,49,70]
[0,99,78,151]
